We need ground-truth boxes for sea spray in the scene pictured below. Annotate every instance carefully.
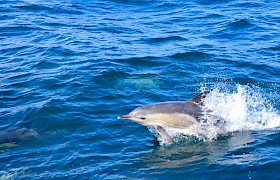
[204,84,280,131]
[160,84,280,145]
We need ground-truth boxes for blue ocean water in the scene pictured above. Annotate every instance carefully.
[0,0,280,179]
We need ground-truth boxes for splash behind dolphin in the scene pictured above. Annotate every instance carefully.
[118,91,212,143]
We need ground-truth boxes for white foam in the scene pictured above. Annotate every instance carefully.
[204,84,280,131]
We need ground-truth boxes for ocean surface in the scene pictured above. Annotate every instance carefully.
[0,0,280,179]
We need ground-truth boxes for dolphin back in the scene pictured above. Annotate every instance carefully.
[141,101,203,120]
[189,91,209,104]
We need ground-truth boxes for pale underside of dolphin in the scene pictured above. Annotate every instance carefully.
[118,91,212,143]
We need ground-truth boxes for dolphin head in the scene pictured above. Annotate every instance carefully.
[118,106,152,125]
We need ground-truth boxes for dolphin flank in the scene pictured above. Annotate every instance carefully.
[118,91,212,144]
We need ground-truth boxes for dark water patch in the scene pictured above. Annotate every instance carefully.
[121,56,169,67]
[198,13,224,19]
[212,19,266,41]
[106,0,153,6]
[100,25,142,35]
[46,47,78,57]
[195,0,232,5]
[0,26,42,37]
[268,45,280,51]
[51,7,85,16]
[13,3,85,15]
[42,22,67,28]
[144,36,185,44]
[228,19,254,29]
[233,2,263,8]
[0,14,14,21]
[170,51,212,61]
[33,60,60,70]
[13,4,52,12]
[196,43,216,50]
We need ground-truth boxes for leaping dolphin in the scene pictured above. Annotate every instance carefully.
[118,91,215,144]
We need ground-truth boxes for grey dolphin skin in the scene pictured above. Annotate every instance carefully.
[0,128,39,145]
[118,91,210,143]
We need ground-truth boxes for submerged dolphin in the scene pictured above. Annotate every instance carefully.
[0,128,39,145]
[118,91,212,143]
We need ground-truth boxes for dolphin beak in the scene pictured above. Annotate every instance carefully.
[117,115,131,120]
[117,115,148,126]
[118,115,146,120]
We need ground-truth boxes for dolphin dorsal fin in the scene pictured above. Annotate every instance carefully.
[189,91,210,104]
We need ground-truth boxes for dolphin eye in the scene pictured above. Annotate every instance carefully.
[140,117,146,120]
